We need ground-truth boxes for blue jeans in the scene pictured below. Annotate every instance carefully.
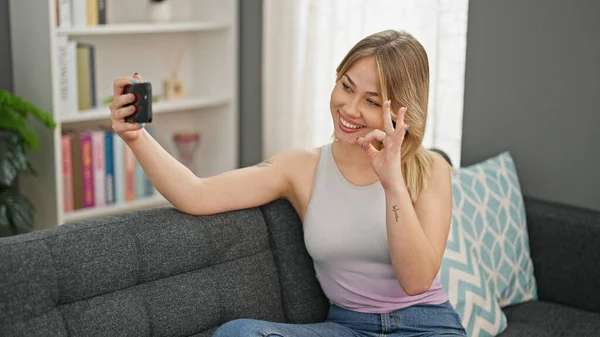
[212,301,467,336]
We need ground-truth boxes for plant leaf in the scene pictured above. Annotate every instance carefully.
[0,90,56,152]
[0,203,9,228]
[0,90,56,129]
[0,104,40,151]
[0,132,28,185]
[26,160,38,176]
[0,190,35,231]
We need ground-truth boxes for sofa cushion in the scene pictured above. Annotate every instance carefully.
[524,197,600,313]
[0,240,68,336]
[449,152,537,307]
[500,300,600,337]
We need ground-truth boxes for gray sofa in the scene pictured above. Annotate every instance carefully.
[1,197,599,336]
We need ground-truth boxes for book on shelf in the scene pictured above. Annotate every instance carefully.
[57,37,98,119]
[57,0,107,28]
[61,126,156,214]
[76,43,97,111]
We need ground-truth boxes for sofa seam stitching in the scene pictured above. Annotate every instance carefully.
[53,247,272,306]
[125,224,153,335]
[259,206,289,322]
[43,240,70,335]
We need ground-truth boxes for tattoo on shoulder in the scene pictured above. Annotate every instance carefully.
[256,158,274,168]
[392,205,400,223]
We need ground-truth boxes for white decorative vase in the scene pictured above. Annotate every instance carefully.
[148,1,172,23]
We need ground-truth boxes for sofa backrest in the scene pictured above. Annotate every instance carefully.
[260,199,330,323]
[0,199,329,337]
[524,197,600,313]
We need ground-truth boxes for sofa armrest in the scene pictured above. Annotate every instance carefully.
[0,206,287,335]
[524,197,600,313]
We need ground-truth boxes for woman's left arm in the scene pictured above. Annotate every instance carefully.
[384,154,452,296]
[357,101,453,296]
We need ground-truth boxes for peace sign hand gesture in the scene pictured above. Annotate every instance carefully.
[356,100,409,191]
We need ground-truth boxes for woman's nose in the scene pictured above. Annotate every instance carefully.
[341,99,361,118]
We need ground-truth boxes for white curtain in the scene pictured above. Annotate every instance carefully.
[263,0,469,166]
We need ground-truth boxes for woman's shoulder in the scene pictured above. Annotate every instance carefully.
[274,146,322,172]
[429,149,452,168]
[271,146,323,213]
[418,149,452,196]
[427,150,452,179]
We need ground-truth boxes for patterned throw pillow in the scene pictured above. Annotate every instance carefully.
[451,152,537,306]
[440,200,508,336]
[440,151,538,336]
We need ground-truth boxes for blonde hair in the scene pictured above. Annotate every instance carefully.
[335,30,435,202]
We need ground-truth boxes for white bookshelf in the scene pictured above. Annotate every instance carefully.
[61,96,230,123]
[9,0,239,229]
[56,21,229,36]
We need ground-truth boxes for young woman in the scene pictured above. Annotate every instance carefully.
[109,30,466,337]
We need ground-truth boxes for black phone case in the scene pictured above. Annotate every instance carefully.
[123,82,152,123]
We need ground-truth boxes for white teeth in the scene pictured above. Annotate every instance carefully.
[340,117,363,129]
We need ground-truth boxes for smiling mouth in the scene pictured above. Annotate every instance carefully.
[338,115,365,131]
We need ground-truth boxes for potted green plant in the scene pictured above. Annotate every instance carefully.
[0,90,55,236]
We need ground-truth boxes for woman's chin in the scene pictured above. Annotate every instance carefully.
[334,127,362,144]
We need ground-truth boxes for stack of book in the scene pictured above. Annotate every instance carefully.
[56,0,107,28]
[56,0,106,119]
[61,126,155,213]
[57,38,98,119]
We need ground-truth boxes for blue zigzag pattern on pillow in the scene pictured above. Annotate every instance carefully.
[441,211,508,336]
[440,167,509,337]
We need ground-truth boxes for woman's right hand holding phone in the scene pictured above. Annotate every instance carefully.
[109,73,145,143]
[106,72,296,218]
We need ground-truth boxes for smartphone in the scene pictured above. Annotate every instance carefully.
[123,82,153,123]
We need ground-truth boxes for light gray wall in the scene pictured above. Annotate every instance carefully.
[238,0,263,167]
[0,0,13,91]
[461,0,600,211]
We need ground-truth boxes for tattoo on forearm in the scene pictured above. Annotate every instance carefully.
[392,205,400,223]
[256,158,274,168]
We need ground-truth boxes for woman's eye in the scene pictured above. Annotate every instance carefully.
[342,83,351,92]
[367,99,380,107]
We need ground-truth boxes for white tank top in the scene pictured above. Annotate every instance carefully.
[303,142,448,313]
